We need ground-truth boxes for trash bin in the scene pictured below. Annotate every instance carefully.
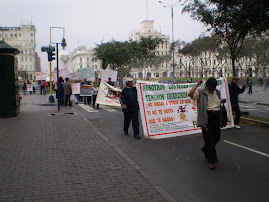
[0,40,20,118]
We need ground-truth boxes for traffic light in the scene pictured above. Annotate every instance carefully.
[48,50,55,61]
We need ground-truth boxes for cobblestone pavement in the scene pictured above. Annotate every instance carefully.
[0,94,169,202]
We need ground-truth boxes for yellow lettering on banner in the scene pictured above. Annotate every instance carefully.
[149,119,156,124]
[158,110,163,115]
[162,117,175,122]
[154,101,165,106]
[164,109,174,114]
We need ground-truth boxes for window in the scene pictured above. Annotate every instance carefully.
[87,65,89,67]
[14,34,17,37]
[31,33,33,37]
[80,58,82,62]
[10,34,13,37]
[0,34,2,37]
[19,33,21,37]
[21,57,23,62]
[80,65,82,68]
[30,49,31,54]
[87,57,89,62]
[31,39,33,43]
[5,34,7,37]
[30,57,32,62]
[25,57,27,62]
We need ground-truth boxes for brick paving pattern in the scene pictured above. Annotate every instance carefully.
[0,94,167,202]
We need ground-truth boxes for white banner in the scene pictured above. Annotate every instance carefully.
[100,69,118,82]
[71,83,80,95]
[78,67,95,81]
[35,72,47,81]
[96,81,121,106]
[53,68,70,81]
[136,78,234,139]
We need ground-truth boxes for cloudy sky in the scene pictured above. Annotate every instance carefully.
[1,0,206,72]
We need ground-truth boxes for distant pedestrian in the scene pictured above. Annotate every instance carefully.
[92,82,99,109]
[258,77,264,87]
[22,81,26,95]
[264,76,269,90]
[229,77,247,129]
[248,77,253,94]
[107,77,114,86]
[188,77,226,170]
[81,78,92,105]
[120,78,140,139]
[63,78,72,107]
[58,77,64,106]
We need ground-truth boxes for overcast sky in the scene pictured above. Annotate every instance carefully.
[1,0,207,72]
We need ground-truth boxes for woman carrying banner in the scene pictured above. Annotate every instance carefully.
[188,77,226,170]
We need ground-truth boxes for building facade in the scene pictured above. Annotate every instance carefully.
[129,20,172,79]
[128,20,265,79]
[59,46,102,79]
[0,25,37,80]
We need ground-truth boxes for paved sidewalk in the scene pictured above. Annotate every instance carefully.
[0,94,168,202]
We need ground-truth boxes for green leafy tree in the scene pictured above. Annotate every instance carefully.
[183,0,269,76]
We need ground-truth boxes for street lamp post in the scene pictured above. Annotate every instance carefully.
[50,27,66,112]
[158,0,181,78]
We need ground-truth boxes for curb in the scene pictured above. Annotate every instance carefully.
[256,102,269,106]
[240,117,269,128]
[75,108,177,202]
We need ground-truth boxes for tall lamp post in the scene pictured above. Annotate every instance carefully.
[158,0,181,78]
[50,27,66,112]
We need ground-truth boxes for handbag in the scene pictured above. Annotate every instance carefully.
[220,103,228,128]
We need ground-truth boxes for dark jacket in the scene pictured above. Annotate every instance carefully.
[120,87,139,111]
[63,82,72,96]
[229,82,245,106]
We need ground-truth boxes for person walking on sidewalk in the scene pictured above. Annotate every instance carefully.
[248,77,253,94]
[229,77,247,129]
[258,77,264,87]
[188,77,226,170]
[63,78,72,107]
[264,76,269,90]
[120,78,140,139]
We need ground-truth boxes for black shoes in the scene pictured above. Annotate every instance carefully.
[134,134,141,139]
[124,131,129,136]
[209,163,216,170]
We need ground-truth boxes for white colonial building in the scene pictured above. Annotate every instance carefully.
[128,20,262,79]
[0,25,37,79]
[59,46,102,79]
[129,20,173,78]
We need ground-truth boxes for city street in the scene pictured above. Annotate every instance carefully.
[75,96,269,202]
[238,85,269,118]
[0,93,268,202]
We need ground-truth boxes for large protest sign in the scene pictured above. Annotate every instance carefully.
[71,83,80,95]
[78,67,95,81]
[96,81,121,107]
[80,85,93,96]
[35,72,47,81]
[136,78,234,139]
[26,84,33,92]
[100,69,118,82]
[53,68,70,81]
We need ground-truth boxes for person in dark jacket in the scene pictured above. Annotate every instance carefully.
[63,78,72,107]
[229,77,247,129]
[120,78,140,139]
[58,77,64,106]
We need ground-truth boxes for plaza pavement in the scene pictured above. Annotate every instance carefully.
[0,94,170,202]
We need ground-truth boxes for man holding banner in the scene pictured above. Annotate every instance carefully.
[120,78,141,139]
[188,77,226,170]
